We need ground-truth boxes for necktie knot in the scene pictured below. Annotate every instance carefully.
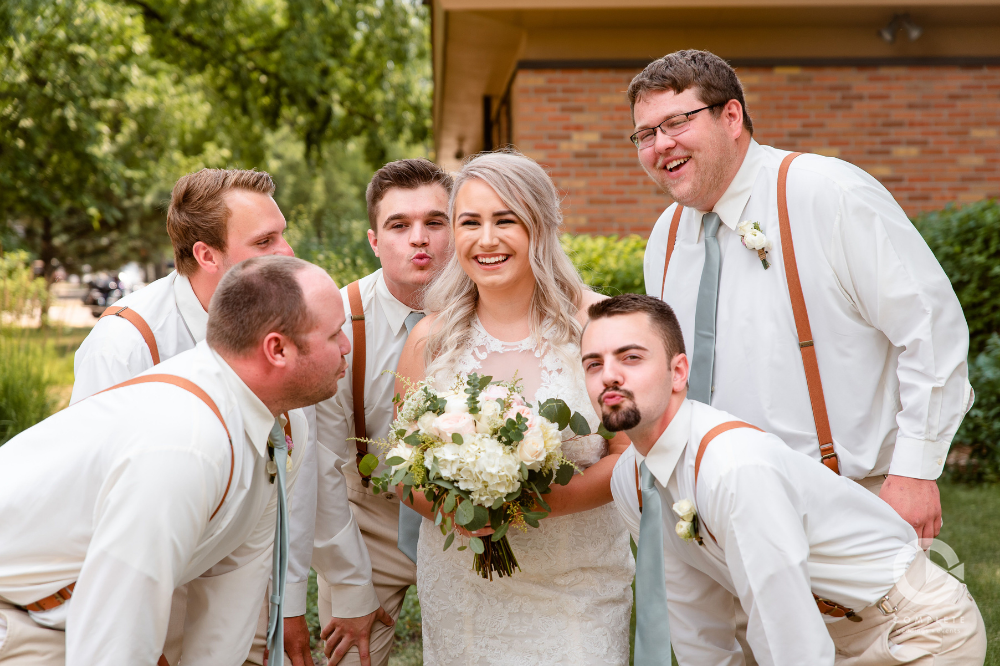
[640,461,658,492]
[703,212,722,238]
[404,310,425,335]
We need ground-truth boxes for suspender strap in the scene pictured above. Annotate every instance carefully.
[347,280,370,485]
[635,460,643,513]
[659,204,684,300]
[100,306,161,365]
[98,375,234,519]
[776,153,839,475]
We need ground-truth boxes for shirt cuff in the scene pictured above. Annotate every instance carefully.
[284,580,310,618]
[326,581,380,619]
[887,437,951,480]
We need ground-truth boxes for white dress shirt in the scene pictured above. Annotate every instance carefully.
[611,399,920,666]
[295,269,418,618]
[644,140,972,480]
[69,271,316,615]
[0,342,306,666]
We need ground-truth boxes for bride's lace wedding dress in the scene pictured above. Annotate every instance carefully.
[416,318,635,666]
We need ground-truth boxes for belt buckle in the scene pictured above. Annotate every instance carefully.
[877,595,897,616]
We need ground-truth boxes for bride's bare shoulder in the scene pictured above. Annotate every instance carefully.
[575,289,608,325]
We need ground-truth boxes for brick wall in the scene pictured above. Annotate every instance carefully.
[513,66,1000,237]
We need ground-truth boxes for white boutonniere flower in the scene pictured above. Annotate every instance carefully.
[737,220,773,270]
[672,498,704,546]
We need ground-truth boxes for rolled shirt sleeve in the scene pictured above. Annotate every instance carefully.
[831,176,970,479]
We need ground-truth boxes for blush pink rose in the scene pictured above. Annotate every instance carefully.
[479,385,510,403]
[432,411,477,438]
[504,405,537,428]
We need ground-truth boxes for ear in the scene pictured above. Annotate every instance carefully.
[367,228,380,257]
[262,332,291,368]
[722,99,744,140]
[192,241,225,275]
[670,353,690,394]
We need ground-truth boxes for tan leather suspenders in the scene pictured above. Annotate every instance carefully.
[658,152,840,475]
[100,305,161,364]
[347,281,371,486]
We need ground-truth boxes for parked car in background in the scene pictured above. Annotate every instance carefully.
[82,262,147,317]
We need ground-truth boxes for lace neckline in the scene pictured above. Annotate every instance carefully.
[472,315,534,350]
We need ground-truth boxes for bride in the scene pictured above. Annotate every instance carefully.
[395,150,634,665]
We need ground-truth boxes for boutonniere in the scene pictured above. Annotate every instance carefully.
[737,220,773,270]
[672,499,704,546]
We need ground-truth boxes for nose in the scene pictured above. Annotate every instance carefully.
[652,128,677,153]
[410,220,430,247]
[601,358,626,389]
[479,220,499,249]
[338,329,351,356]
[275,235,295,257]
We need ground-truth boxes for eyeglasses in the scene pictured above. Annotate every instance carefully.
[629,103,723,148]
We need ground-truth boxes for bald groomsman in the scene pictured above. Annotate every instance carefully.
[0,256,351,666]
[583,294,985,666]
[70,169,324,666]
[295,159,453,666]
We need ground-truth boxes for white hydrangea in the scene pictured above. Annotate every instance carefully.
[430,434,520,505]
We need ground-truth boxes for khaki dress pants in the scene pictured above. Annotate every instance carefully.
[734,474,888,666]
[0,602,64,665]
[244,473,417,666]
[829,549,986,665]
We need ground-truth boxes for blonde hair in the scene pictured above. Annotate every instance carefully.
[423,150,587,378]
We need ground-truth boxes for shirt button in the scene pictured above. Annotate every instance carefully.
[936,458,944,467]
[385,493,395,501]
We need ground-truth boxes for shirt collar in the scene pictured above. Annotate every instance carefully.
[698,139,767,231]
[209,345,274,457]
[643,399,693,487]
[375,271,420,337]
[174,273,209,343]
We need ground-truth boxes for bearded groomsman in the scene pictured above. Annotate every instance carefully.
[286,158,453,666]
[70,169,323,666]
[583,294,986,666]
[0,256,349,666]
[633,51,972,537]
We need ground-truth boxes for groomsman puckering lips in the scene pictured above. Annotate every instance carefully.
[581,293,986,666]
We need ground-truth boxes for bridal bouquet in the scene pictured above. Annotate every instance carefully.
[366,372,610,580]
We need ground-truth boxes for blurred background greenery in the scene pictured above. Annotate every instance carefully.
[2,0,998,663]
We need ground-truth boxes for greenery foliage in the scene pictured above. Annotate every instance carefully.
[914,200,1000,482]
[1,250,49,319]
[561,233,647,296]
[0,333,53,445]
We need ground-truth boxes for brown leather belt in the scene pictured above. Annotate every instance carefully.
[20,583,75,612]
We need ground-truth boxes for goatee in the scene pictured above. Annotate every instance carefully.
[599,386,642,432]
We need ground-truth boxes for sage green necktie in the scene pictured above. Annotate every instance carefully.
[266,418,290,661]
[634,461,672,666]
[397,310,425,564]
[690,212,722,404]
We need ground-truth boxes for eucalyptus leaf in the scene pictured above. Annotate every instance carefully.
[465,505,490,532]
[403,432,421,446]
[491,497,505,510]
[358,453,379,477]
[434,510,443,526]
[555,461,575,486]
[469,536,485,554]
[597,422,615,440]
[455,500,475,526]
[443,533,455,551]
[457,545,467,551]
[451,433,464,444]
[569,412,591,436]
[491,522,509,541]
[443,492,457,514]
[384,456,405,467]
[523,514,540,528]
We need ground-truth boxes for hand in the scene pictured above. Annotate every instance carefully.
[879,475,942,545]
[455,524,495,538]
[320,607,394,666]
[284,615,315,666]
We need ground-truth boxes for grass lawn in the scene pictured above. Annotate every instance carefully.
[306,479,1000,666]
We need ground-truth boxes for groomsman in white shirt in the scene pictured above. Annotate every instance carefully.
[632,50,972,539]
[582,294,986,666]
[70,169,323,666]
[0,256,351,666]
[297,159,453,666]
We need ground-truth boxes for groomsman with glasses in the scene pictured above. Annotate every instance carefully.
[0,256,350,666]
[582,294,986,666]
[293,159,453,666]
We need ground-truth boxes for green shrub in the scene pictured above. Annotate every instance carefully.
[0,333,53,445]
[915,200,1000,482]
[1,250,49,320]
[561,233,646,296]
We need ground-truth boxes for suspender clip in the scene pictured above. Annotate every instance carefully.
[799,340,814,348]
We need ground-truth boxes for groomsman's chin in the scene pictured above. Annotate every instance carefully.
[599,388,643,432]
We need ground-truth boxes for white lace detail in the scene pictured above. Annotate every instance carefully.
[419,317,634,665]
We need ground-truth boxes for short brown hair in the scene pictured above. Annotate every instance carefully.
[166,169,276,276]
[207,255,315,357]
[365,158,453,232]
[587,294,686,360]
[627,50,753,135]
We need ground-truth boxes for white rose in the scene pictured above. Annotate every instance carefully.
[440,390,470,414]
[675,520,696,542]
[736,220,755,236]
[742,228,767,250]
[417,411,439,437]
[538,419,563,454]
[672,499,696,522]
[386,443,415,471]
[475,399,503,433]
[479,385,510,403]
[517,428,547,470]
[433,411,477,439]
[765,238,773,252]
